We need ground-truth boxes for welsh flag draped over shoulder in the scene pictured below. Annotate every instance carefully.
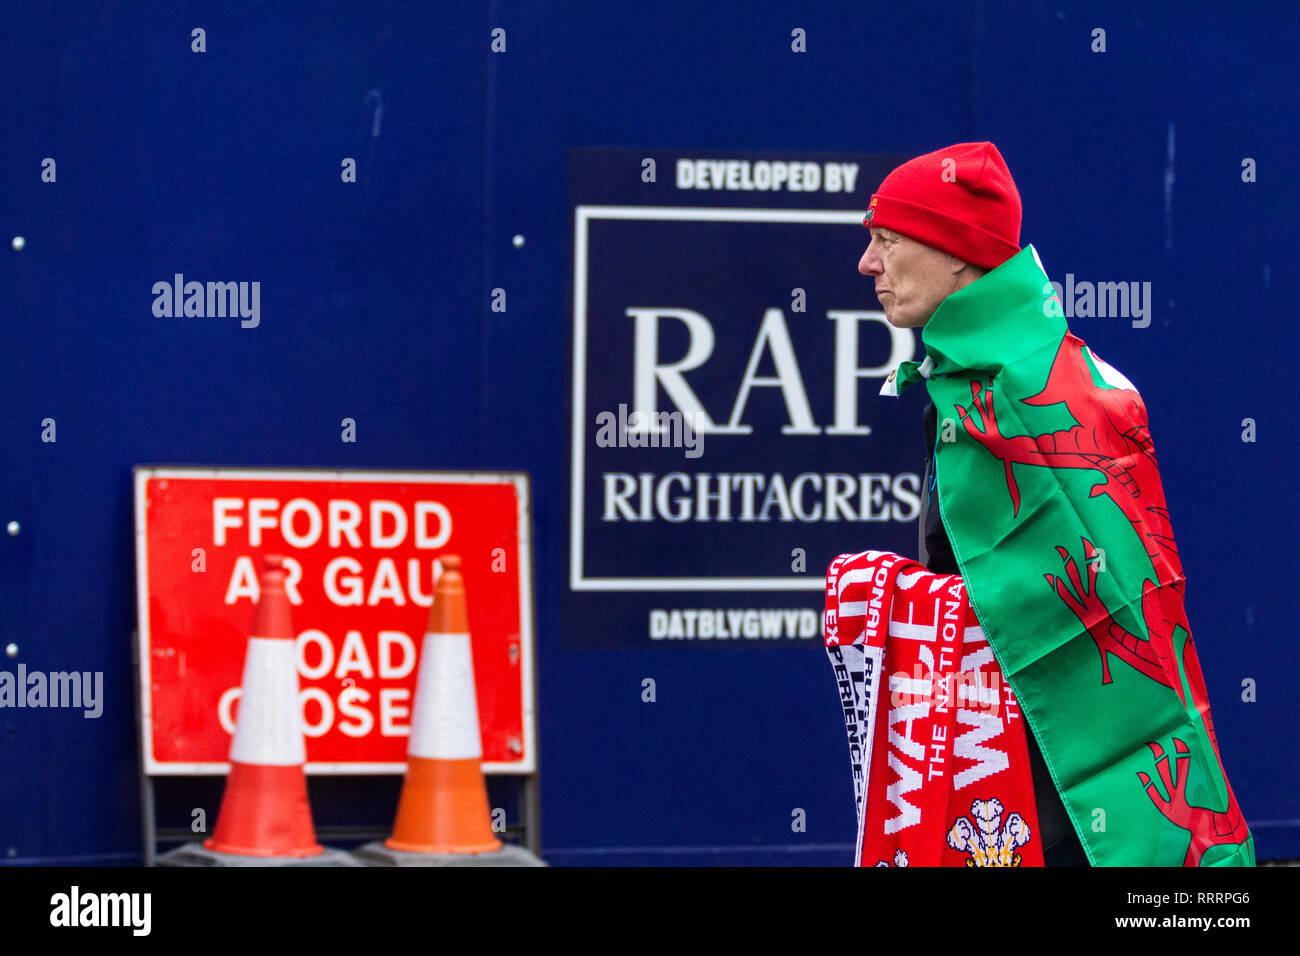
[883,245,1254,867]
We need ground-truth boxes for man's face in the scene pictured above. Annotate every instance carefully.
[858,227,963,328]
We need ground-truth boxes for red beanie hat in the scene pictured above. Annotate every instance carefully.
[863,141,1022,272]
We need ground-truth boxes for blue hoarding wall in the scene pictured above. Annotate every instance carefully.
[1,1,1297,864]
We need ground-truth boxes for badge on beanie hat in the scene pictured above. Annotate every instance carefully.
[863,141,1022,272]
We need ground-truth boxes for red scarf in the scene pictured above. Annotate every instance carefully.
[825,550,1045,867]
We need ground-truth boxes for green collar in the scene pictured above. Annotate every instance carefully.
[880,244,1066,396]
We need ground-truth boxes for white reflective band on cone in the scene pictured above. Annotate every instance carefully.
[408,632,483,760]
[229,637,308,766]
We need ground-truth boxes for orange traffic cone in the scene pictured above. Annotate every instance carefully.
[385,555,502,854]
[205,554,323,857]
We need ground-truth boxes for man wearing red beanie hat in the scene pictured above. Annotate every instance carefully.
[841,142,1253,868]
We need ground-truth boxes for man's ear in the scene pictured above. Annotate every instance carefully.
[951,256,987,281]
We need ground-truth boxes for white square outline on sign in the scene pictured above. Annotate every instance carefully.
[571,205,871,592]
[133,466,536,776]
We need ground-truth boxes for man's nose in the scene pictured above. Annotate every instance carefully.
[858,245,880,277]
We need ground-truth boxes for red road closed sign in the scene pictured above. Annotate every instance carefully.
[133,467,535,774]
